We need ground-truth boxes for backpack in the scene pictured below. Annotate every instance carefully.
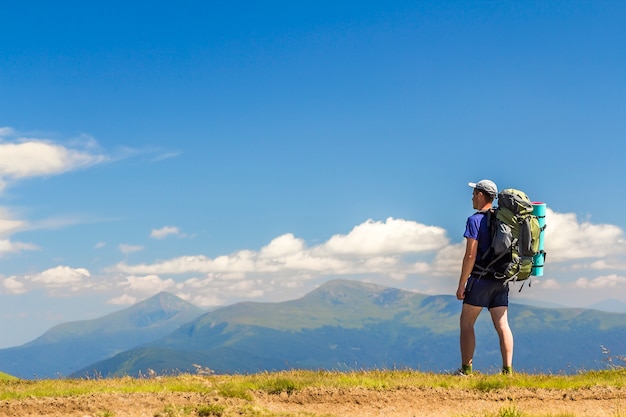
[473,188,542,284]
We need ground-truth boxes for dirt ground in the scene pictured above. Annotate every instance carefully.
[0,386,624,417]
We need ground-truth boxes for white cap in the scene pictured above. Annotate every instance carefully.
[468,179,498,198]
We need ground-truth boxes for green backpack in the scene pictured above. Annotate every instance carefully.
[473,188,542,284]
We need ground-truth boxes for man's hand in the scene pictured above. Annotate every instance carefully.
[456,283,465,300]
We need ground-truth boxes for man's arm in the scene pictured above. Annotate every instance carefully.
[456,237,478,300]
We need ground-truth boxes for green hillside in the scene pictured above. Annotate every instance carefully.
[0,371,18,381]
[73,279,626,378]
[0,292,204,379]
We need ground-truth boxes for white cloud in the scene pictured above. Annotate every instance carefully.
[0,239,39,255]
[119,244,144,254]
[574,274,626,289]
[2,276,26,294]
[150,226,180,239]
[259,234,305,258]
[118,274,175,294]
[171,277,268,307]
[27,266,90,287]
[115,218,447,278]
[0,140,106,180]
[0,208,28,237]
[106,211,626,308]
[545,209,626,262]
[570,259,626,271]
[323,217,448,256]
[6,209,626,312]
[0,128,108,197]
[0,129,110,267]
[108,294,138,305]
[534,278,561,290]
[177,291,222,307]
[225,279,265,298]
[431,242,465,277]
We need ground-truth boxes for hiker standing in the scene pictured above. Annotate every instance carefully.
[456,179,514,375]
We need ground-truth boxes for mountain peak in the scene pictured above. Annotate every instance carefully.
[113,292,205,329]
[2,292,206,378]
[139,292,199,314]
[305,279,416,307]
[28,292,204,345]
[587,298,626,313]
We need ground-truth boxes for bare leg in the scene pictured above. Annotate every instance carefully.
[490,306,514,368]
[460,303,483,367]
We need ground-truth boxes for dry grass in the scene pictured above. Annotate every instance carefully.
[1,368,626,400]
[0,369,625,417]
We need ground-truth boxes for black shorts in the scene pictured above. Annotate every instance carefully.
[464,276,509,309]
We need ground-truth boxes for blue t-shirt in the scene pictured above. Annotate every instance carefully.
[464,211,491,265]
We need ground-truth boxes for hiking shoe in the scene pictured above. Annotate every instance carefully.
[453,368,472,376]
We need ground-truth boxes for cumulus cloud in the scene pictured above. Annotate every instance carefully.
[545,209,626,262]
[1,266,96,296]
[116,218,448,274]
[323,217,448,256]
[259,234,305,258]
[7,209,626,310]
[431,242,465,276]
[108,294,138,305]
[171,276,270,307]
[112,211,626,285]
[104,218,452,305]
[27,266,90,287]
[150,226,180,239]
[117,274,175,294]
[535,278,561,290]
[179,292,222,307]
[2,276,26,294]
[574,274,626,289]
[595,260,626,270]
[58,273,179,306]
[115,218,445,278]
[106,210,626,307]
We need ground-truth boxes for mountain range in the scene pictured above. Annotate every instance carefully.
[588,299,626,314]
[0,292,204,378]
[0,279,624,379]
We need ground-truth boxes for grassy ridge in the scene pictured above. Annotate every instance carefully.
[1,369,625,400]
[1,369,625,417]
[0,371,17,381]
[7,282,626,379]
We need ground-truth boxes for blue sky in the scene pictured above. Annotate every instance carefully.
[1,1,625,347]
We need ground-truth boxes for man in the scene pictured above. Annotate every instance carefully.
[456,179,514,375]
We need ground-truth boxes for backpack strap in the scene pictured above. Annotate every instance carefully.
[470,208,496,279]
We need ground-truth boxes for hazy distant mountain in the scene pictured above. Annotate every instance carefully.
[0,292,204,379]
[514,297,626,313]
[511,298,567,310]
[587,299,626,314]
[74,279,626,378]
[3,280,623,379]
